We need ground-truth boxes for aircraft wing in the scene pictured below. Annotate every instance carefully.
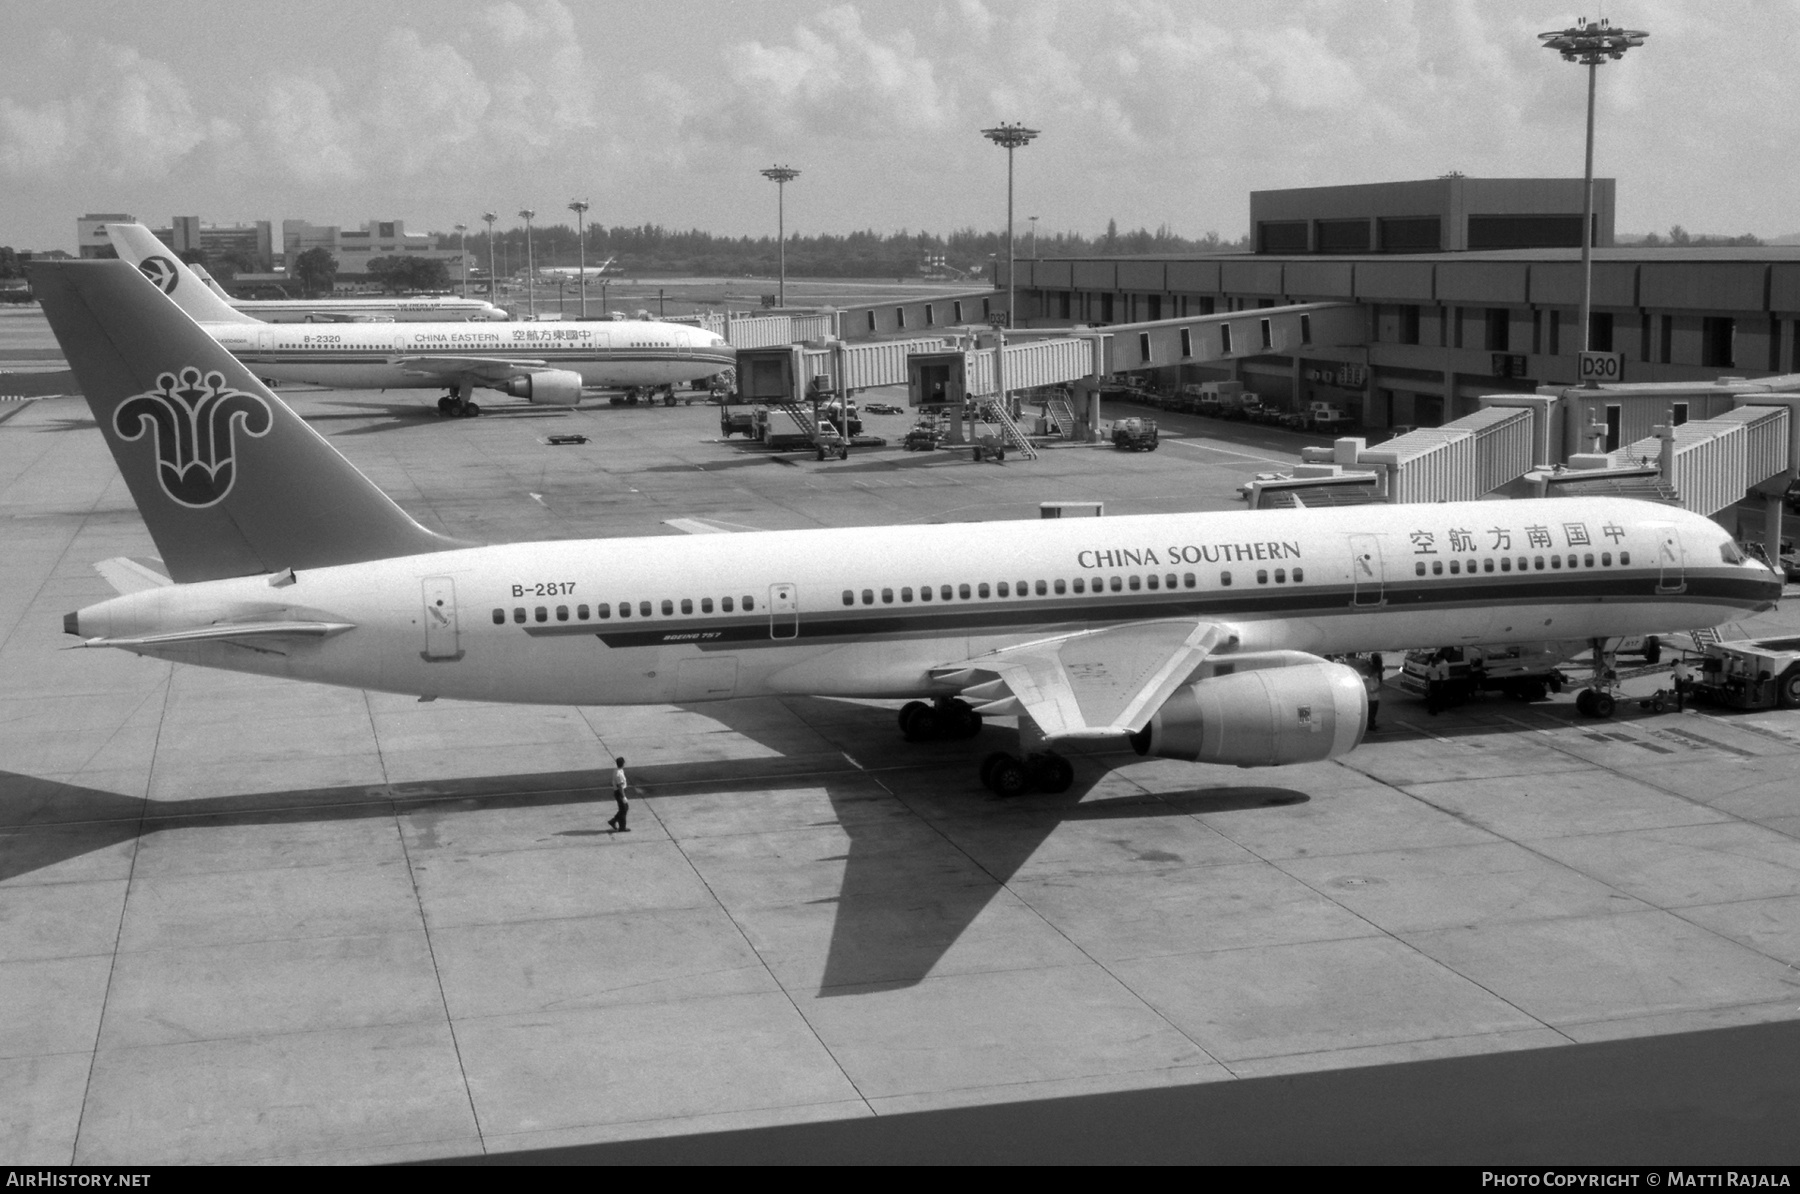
[935,619,1227,739]
[663,517,768,535]
[396,355,551,382]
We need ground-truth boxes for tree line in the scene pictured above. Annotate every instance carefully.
[443,220,1253,279]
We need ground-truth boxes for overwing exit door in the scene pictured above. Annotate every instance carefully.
[768,583,799,639]
[421,577,463,660]
[1349,534,1385,607]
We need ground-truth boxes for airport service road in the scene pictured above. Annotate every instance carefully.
[5,392,1800,1163]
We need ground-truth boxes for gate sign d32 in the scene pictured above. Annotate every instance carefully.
[1578,350,1626,384]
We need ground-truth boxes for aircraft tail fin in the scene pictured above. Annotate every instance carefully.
[103,222,259,326]
[188,262,235,300]
[30,260,469,583]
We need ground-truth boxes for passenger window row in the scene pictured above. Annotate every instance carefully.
[493,594,759,625]
[1414,551,1630,577]
[837,568,1306,606]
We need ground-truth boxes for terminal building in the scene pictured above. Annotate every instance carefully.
[1000,178,1799,434]
[281,218,466,290]
[75,214,275,272]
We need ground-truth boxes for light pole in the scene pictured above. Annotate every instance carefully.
[1538,17,1647,355]
[518,208,536,319]
[481,212,497,304]
[981,122,1040,328]
[1029,215,1039,259]
[454,223,468,298]
[568,199,590,319]
[760,165,800,308]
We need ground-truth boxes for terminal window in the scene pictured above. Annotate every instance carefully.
[1467,214,1586,251]
[1258,221,1308,253]
[1378,216,1441,253]
[1485,308,1509,352]
[1315,220,1370,254]
[1584,312,1613,352]
[1703,317,1735,368]
[1220,324,1232,353]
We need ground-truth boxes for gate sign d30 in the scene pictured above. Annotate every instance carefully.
[1578,351,1625,384]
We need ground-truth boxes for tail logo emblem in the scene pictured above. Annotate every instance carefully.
[138,256,179,295]
[115,368,272,508]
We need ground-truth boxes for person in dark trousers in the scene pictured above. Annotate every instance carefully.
[607,756,630,832]
[1365,654,1384,731]
[1426,653,1449,716]
[1671,656,1693,711]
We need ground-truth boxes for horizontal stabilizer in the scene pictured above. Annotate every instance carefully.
[94,557,172,595]
[78,620,356,649]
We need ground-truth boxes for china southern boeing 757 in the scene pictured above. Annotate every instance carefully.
[35,261,1782,794]
[106,223,733,415]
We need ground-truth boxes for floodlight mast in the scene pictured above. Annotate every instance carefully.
[481,212,498,304]
[568,199,590,319]
[518,209,537,319]
[760,166,801,308]
[1538,17,1648,357]
[981,122,1040,329]
[454,223,468,298]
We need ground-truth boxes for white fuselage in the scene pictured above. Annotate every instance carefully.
[230,297,507,323]
[75,498,1780,710]
[199,319,735,391]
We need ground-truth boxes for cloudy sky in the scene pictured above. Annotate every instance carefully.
[3,0,1796,252]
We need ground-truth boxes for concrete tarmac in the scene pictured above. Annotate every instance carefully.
[4,388,1800,1164]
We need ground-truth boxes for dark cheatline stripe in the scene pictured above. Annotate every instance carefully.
[514,568,1778,650]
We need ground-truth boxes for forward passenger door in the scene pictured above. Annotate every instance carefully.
[1349,534,1385,607]
[768,583,799,639]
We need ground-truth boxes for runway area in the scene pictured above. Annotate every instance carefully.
[4,383,1800,1163]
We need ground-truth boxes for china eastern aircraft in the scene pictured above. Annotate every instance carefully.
[106,223,733,415]
[34,261,1784,795]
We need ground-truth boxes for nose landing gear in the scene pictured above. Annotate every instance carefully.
[898,697,983,742]
[980,751,1075,796]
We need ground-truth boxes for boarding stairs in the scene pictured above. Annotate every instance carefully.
[1044,396,1079,440]
[771,401,817,443]
[1688,625,1724,651]
[978,400,1040,460]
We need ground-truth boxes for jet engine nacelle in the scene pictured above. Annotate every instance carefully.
[502,369,583,406]
[1130,658,1367,767]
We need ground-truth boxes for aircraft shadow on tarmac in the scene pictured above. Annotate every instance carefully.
[674,696,1309,998]
[1,695,1327,998]
[314,404,575,436]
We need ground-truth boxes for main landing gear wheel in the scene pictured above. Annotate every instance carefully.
[437,393,481,417]
[979,751,1073,797]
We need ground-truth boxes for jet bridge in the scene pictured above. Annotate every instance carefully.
[1323,406,1539,504]
[1076,301,1364,375]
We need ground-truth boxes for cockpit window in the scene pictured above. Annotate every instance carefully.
[1720,541,1747,564]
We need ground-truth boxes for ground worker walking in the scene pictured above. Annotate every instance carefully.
[607,756,631,832]
[1672,656,1693,712]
